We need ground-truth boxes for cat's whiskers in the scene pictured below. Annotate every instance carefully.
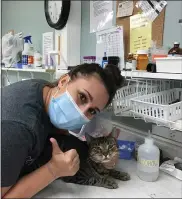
[88,136,120,167]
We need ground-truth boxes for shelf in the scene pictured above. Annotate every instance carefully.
[1,67,55,73]
[55,69,69,79]
[121,70,182,80]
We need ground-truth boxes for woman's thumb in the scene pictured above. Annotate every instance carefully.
[50,138,63,155]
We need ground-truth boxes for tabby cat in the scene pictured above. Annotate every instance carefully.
[20,133,130,189]
[62,133,130,189]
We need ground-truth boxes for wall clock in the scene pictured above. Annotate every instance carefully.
[44,0,71,30]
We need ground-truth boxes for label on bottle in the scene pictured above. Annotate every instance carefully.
[28,56,34,65]
[125,62,132,70]
[138,157,159,167]
[102,60,108,68]
[22,55,28,65]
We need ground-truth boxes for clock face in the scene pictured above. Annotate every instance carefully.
[44,0,71,30]
[48,1,62,24]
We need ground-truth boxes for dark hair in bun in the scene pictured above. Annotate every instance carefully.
[68,63,125,106]
[104,64,125,89]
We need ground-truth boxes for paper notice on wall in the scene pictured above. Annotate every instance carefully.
[96,26,125,70]
[90,1,113,33]
[130,14,152,54]
[136,0,167,22]
[117,1,134,18]
[42,32,54,65]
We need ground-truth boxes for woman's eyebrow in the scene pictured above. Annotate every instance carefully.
[83,89,93,101]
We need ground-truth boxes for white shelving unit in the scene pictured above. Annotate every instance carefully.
[1,67,70,87]
[1,67,56,85]
[121,70,182,80]
[1,67,69,76]
[1,67,55,73]
[55,69,70,79]
[113,70,182,132]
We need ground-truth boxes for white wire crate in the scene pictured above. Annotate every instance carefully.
[112,81,160,115]
[130,88,182,129]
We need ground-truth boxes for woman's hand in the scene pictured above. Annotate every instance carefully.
[49,138,80,178]
[2,138,80,198]
[103,154,119,169]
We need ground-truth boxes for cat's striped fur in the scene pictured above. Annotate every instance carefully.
[62,134,130,189]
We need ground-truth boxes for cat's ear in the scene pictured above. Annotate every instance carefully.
[108,127,119,139]
[85,133,94,145]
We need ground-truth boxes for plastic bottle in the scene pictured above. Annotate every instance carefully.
[22,36,29,68]
[136,50,149,70]
[102,52,108,68]
[137,131,160,182]
[125,53,136,71]
[22,36,34,68]
[28,44,34,67]
[34,50,42,68]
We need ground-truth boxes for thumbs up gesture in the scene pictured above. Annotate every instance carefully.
[49,138,80,178]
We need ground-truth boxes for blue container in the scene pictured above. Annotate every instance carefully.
[13,63,23,69]
[117,140,135,160]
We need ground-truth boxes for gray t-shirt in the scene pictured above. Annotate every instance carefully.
[1,79,56,187]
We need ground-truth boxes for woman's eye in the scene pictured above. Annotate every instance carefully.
[79,93,87,103]
[88,108,96,115]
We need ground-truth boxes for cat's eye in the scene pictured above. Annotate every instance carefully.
[109,146,116,151]
[93,147,102,153]
[95,147,102,152]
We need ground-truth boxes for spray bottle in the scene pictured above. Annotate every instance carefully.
[137,130,160,182]
[22,36,34,68]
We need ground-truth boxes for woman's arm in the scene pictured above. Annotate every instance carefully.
[3,162,56,198]
[1,187,11,198]
[3,138,80,199]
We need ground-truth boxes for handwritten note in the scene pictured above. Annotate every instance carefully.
[42,32,54,65]
[130,14,152,54]
[90,1,113,33]
[117,1,134,18]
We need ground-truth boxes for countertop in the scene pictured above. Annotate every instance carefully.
[34,159,182,198]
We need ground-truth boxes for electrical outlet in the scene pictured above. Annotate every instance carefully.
[169,131,176,139]
[152,125,182,143]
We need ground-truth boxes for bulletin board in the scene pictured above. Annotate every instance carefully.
[116,0,166,59]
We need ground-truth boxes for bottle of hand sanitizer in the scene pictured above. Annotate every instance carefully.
[137,131,160,182]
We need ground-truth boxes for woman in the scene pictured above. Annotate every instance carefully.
[1,63,124,198]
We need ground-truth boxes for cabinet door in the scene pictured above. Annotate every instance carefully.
[152,125,182,143]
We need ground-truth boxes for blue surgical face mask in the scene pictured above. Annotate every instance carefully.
[48,88,90,131]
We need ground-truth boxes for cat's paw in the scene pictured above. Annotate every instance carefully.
[117,172,130,181]
[110,170,130,181]
[104,179,118,189]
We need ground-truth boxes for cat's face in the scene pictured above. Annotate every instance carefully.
[86,135,119,164]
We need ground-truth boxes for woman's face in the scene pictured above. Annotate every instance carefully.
[57,74,109,120]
